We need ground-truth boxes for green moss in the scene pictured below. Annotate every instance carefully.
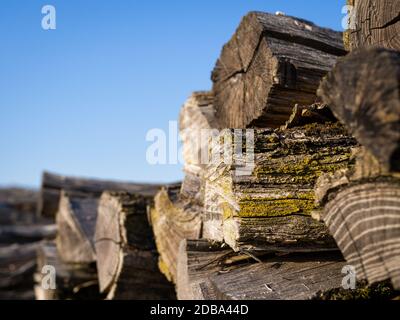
[238,195,315,218]
[314,280,400,300]
[255,154,352,183]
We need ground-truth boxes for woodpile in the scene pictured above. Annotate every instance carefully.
[95,191,175,299]
[316,47,400,290]
[149,10,400,300]
[2,6,400,300]
[0,188,55,300]
[211,12,346,129]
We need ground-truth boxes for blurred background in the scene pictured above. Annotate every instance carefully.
[0,0,345,187]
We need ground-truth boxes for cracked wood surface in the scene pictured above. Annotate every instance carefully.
[347,0,400,51]
[94,191,175,299]
[211,11,345,129]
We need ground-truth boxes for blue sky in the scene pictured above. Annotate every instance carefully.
[0,1,346,187]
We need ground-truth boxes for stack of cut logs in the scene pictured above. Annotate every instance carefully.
[1,2,400,300]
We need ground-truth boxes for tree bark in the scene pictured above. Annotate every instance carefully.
[211,11,346,129]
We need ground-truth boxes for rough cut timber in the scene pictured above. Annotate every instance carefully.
[34,242,102,300]
[56,191,98,264]
[95,192,175,299]
[345,0,400,51]
[38,171,162,218]
[149,93,218,284]
[176,239,234,300]
[211,11,346,129]
[179,91,218,201]
[314,143,400,290]
[151,186,202,284]
[177,239,348,300]
[203,120,357,252]
[318,48,400,172]
[179,91,217,176]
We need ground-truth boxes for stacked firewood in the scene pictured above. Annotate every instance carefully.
[32,172,175,300]
[150,9,400,300]
[2,2,400,300]
[0,188,56,299]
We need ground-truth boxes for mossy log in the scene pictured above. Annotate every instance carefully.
[177,239,348,300]
[37,171,161,218]
[211,11,346,129]
[150,185,202,284]
[203,119,357,252]
[94,192,175,299]
[56,191,98,264]
[345,0,400,51]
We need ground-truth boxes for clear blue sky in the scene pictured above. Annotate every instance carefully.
[0,0,346,187]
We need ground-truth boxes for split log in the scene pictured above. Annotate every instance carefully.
[0,224,57,244]
[177,239,348,300]
[179,91,218,201]
[95,192,175,299]
[203,119,357,252]
[56,191,98,264]
[34,242,102,300]
[176,239,233,300]
[150,185,203,284]
[317,48,400,289]
[314,147,400,290]
[318,47,400,172]
[345,0,400,51]
[211,11,346,129]
[38,171,162,218]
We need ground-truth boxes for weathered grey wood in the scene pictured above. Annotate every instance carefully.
[212,11,346,129]
[318,48,400,172]
[34,242,101,300]
[150,186,203,283]
[0,243,39,290]
[56,191,98,264]
[0,188,38,225]
[177,239,348,300]
[210,253,346,300]
[179,91,218,203]
[203,120,357,252]
[345,0,400,51]
[320,181,400,290]
[176,239,239,300]
[95,192,175,299]
[0,224,57,244]
[314,145,400,290]
[38,171,162,218]
[179,91,217,175]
